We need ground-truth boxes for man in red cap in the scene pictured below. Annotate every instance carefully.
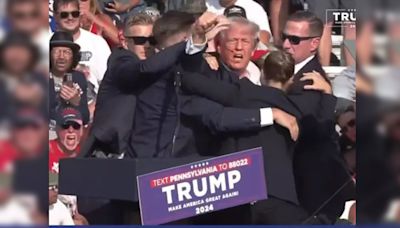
[49,107,83,173]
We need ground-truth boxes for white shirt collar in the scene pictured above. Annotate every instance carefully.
[294,55,315,74]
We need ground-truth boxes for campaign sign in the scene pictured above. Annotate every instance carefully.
[137,147,268,225]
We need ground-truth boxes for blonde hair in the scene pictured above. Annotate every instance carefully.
[123,13,154,34]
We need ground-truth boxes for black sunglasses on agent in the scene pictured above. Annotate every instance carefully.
[125,36,157,46]
[59,11,80,19]
[281,33,319,45]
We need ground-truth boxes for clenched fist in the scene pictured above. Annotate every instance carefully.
[192,12,230,45]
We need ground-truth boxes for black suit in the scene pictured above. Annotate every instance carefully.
[180,71,301,204]
[179,56,345,223]
[179,60,311,224]
[289,56,352,223]
[92,42,189,157]
[130,44,266,159]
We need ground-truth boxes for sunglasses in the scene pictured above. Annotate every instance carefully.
[61,122,82,130]
[60,11,80,19]
[125,36,157,46]
[12,11,40,20]
[341,119,355,134]
[281,33,319,45]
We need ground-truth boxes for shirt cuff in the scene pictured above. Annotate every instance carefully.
[260,108,273,127]
[185,35,207,55]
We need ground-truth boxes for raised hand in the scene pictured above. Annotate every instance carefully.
[205,15,230,41]
[301,70,332,94]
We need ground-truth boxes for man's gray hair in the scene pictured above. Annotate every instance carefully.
[123,13,154,34]
[218,16,260,44]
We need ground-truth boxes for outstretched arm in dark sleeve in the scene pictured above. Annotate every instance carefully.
[181,71,240,106]
[113,41,187,85]
[181,95,267,134]
[182,71,301,118]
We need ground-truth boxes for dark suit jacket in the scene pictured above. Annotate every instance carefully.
[93,42,189,157]
[180,55,348,208]
[49,70,90,124]
[130,45,265,158]
[180,70,303,205]
[289,56,351,221]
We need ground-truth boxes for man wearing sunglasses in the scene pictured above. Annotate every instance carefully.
[282,11,351,224]
[49,107,83,174]
[53,0,111,103]
[92,12,188,157]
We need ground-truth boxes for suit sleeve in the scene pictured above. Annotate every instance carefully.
[113,41,187,85]
[181,72,302,118]
[244,83,301,118]
[181,95,262,134]
[318,93,337,121]
[181,71,240,106]
[288,87,336,138]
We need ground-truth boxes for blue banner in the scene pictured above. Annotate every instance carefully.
[137,147,268,225]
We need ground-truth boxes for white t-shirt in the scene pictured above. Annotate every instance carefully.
[244,61,261,86]
[0,198,33,225]
[206,0,272,34]
[75,28,111,94]
[49,199,75,226]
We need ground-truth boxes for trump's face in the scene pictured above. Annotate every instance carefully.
[217,23,256,73]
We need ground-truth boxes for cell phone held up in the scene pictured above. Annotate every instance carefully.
[63,73,74,88]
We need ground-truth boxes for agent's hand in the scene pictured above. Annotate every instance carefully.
[205,15,230,41]
[192,12,230,45]
[301,71,332,94]
[203,53,219,70]
[272,108,299,141]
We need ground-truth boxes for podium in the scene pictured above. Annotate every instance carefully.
[58,156,209,224]
[58,156,208,201]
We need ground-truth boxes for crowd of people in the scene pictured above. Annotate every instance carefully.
[0,0,387,225]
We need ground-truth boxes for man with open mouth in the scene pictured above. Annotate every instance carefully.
[49,107,83,174]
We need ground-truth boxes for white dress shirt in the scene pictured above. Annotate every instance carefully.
[294,55,315,74]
